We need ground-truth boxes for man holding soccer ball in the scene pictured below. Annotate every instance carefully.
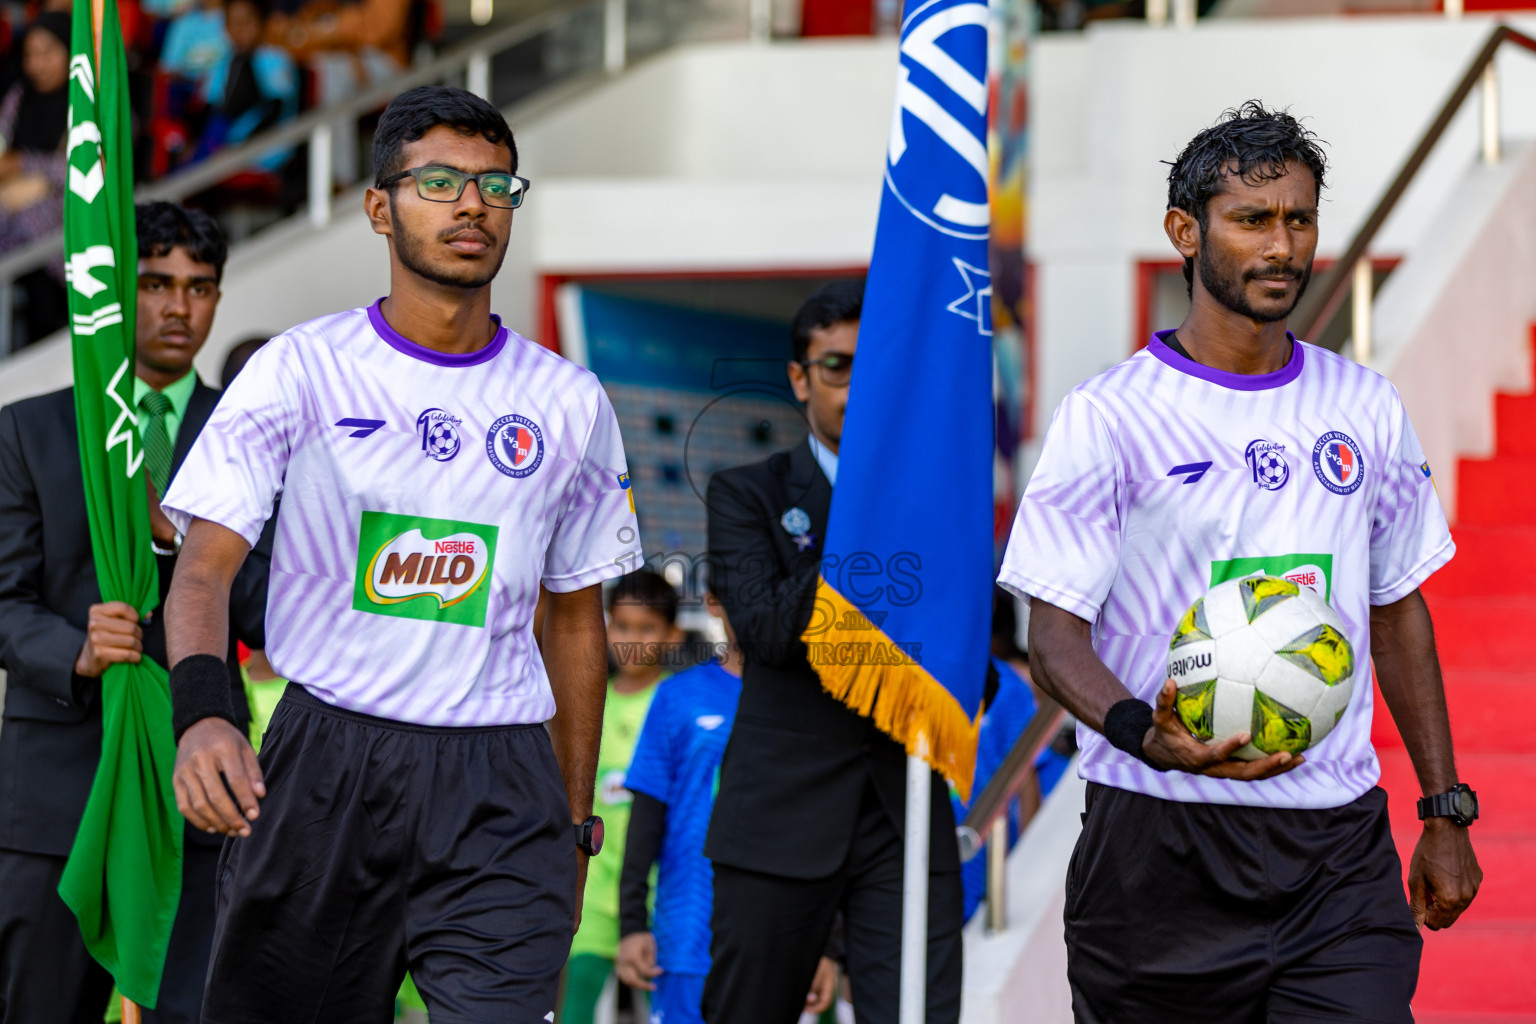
[1000,102,1481,1022]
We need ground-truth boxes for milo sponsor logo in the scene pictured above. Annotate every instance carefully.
[1210,553,1333,602]
[352,511,499,626]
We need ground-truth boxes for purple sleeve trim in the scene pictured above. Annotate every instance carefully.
[1146,330,1305,391]
[367,298,508,367]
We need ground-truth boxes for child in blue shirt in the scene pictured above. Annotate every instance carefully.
[616,594,836,1023]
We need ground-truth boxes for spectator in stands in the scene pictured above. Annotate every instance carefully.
[160,0,230,84]
[0,13,69,259]
[0,202,273,1024]
[0,12,71,344]
[616,591,838,1024]
[268,0,411,183]
[189,0,297,168]
[560,569,683,1024]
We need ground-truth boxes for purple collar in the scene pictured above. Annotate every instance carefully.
[367,299,508,367]
[1146,329,1304,391]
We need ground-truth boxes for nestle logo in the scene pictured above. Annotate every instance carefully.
[435,540,476,554]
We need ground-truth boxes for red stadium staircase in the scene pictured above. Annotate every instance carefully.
[1373,327,1536,1024]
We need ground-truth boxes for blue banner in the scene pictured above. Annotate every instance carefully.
[806,0,993,795]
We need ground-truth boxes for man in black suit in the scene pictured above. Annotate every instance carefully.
[702,280,964,1024]
[0,203,270,1024]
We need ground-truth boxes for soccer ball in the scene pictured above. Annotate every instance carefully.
[426,420,460,460]
[1167,575,1356,761]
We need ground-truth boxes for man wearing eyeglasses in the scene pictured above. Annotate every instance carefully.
[156,86,637,1022]
[700,281,966,1024]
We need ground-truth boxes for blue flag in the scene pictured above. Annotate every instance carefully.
[805,0,993,798]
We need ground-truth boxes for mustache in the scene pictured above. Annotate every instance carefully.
[440,224,496,246]
[1246,266,1303,283]
[158,319,191,336]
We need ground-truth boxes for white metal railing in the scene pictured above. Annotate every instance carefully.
[1292,24,1536,355]
[0,0,696,358]
[955,695,1069,933]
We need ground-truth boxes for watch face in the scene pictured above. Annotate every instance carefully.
[1457,790,1477,819]
[590,817,604,856]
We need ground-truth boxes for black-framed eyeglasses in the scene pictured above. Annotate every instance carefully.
[378,166,531,209]
[798,352,854,387]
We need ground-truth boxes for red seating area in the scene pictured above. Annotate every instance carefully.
[1373,325,1536,1023]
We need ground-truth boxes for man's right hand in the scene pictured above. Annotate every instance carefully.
[74,601,144,678]
[615,931,662,992]
[173,718,265,837]
[1141,679,1305,781]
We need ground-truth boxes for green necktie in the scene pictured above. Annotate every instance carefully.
[139,390,174,496]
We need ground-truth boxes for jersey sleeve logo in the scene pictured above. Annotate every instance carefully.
[352,511,499,627]
[486,414,544,478]
[1311,431,1364,495]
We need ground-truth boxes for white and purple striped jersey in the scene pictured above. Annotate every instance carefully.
[163,301,642,727]
[998,333,1453,809]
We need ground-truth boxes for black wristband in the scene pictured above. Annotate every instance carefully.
[169,654,239,743]
[1103,698,1161,770]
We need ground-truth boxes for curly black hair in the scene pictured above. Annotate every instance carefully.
[136,202,228,282]
[372,86,516,187]
[1166,101,1328,294]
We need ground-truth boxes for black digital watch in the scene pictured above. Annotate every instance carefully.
[574,816,604,857]
[1417,783,1479,827]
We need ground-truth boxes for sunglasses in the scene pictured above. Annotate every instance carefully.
[378,166,531,209]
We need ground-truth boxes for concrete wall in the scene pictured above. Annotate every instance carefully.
[1030,13,1536,436]
[1371,140,1536,518]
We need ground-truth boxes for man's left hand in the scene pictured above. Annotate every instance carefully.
[1408,819,1481,930]
[805,956,837,1014]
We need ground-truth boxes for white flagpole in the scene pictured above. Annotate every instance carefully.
[900,750,931,1024]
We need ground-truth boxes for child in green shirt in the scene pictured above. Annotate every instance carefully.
[559,569,683,1023]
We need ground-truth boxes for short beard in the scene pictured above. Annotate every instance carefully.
[390,193,508,290]
[1197,239,1311,324]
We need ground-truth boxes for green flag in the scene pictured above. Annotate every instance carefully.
[57,0,184,1007]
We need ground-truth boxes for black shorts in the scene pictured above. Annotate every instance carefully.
[1065,783,1420,1024]
[203,684,575,1024]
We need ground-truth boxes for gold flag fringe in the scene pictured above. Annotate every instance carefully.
[803,578,983,801]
